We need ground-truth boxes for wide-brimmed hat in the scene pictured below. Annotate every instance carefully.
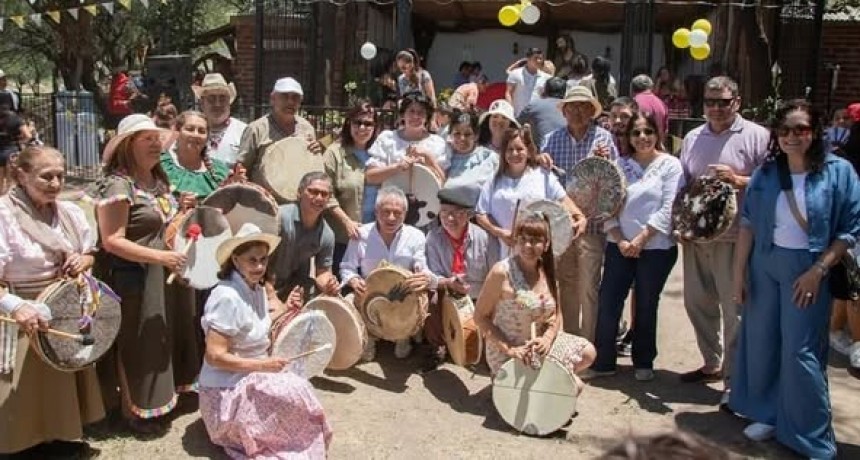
[102,114,168,164]
[478,99,520,128]
[216,223,281,266]
[192,73,237,104]
[558,85,602,118]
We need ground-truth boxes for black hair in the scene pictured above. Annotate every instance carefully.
[398,91,434,126]
[767,99,826,173]
[544,77,567,99]
[625,112,665,153]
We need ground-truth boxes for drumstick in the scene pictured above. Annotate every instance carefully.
[284,343,332,362]
[0,316,95,345]
[510,199,522,234]
[530,321,537,342]
[166,223,202,285]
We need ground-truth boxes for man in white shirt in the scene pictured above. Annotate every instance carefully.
[340,186,435,360]
[193,73,248,166]
[505,48,551,117]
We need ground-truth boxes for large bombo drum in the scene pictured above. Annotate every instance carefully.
[254,137,325,204]
[164,206,232,289]
[567,156,626,222]
[441,294,482,367]
[306,295,367,370]
[382,163,442,228]
[492,333,581,436]
[672,175,738,242]
[521,199,575,258]
[32,276,121,372]
[361,263,429,342]
[202,182,281,236]
[270,308,336,378]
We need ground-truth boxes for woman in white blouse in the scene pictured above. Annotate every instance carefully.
[365,92,448,184]
[587,113,683,382]
[476,126,586,258]
[199,223,331,458]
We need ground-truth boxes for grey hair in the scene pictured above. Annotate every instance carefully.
[297,171,332,193]
[705,76,739,97]
[375,186,408,210]
[630,75,654,94]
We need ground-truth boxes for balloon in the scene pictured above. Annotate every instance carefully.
[690,44,711,60]
[498,5,520,27]
[360,42,377,60]
[688,29,708,48]
[672,28,691,49]
[691,18,712,35]
[520,4,541,24]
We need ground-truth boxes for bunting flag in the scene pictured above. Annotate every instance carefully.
[118,0,132,10]
[29,13,42,27]
[47,10,61,24]
[68,8,79,20]
[83,4,98,16]
[10,16,25,28]
[103,2,115,15]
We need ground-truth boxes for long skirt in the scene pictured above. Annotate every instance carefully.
[199,372,332,459]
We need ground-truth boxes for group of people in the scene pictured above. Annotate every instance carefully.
[0,62,858,460]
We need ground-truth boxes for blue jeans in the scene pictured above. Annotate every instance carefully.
[592,243,678,371]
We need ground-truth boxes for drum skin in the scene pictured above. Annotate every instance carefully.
[567,156,626,222]
[256,137,325,204]
[306,296,367,370]
[172,206,232,289]
[362,265,428,341]
[271,309,336,378]
[672,175,737,242]
[522,199,575,258]
[382,164,441,228]
[202,183,280,235]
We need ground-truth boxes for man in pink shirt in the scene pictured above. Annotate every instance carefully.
[677,76,769,407]
[631,74,669,136]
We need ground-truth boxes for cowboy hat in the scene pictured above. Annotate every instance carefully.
[192,73,237,104]
[478,99,521,128]
[216,223,281,267]
[102,114,168,164]
[557,85,602,118]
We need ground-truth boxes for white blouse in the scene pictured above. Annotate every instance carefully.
[367,130,449,171]
[605,154,684,250]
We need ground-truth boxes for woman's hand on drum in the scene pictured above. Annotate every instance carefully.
[286,286,304,310]
[315,273,340,297]
[11,303,50,334]
[571,215,587,239]
[792,268,823,308]
[397,156,417,171]
[525,334,553,357]
[405,272,431,293]
[161,251,188,274]
[62,253,94,277]
[259,356,290,373]
[178,192,198,211]
[506,344,531,362]
[223,164,248,185]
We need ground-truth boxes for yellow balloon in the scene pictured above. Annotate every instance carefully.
[690,44,711,60]
[498,5,520,27]
[672,28,691,49]
[691,19,712,35]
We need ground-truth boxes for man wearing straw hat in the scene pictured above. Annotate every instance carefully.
[193,73,247,166]
[540,85,618,343]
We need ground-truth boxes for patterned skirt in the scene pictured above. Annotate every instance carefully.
[199,372,332,459]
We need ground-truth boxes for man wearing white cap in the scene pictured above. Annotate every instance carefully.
[236,77,321,185]
[193,73,247,166]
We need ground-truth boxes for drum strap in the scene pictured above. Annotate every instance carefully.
[776,155,809,232]
[0,276,57,374]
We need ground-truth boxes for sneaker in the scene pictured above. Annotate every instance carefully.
[634,368,654,381]
[579,368,616,380]
[617,341,632,357]
[394,339,413,359]
[743,422,775,442]
[829,330,853,356]
[361,338,377,362]
[679,367,723,383]
[850,342,860,369]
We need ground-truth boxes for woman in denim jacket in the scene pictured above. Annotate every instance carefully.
[730,100,860,459]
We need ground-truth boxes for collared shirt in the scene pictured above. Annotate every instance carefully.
[208,117,248,165]
[270,203,335,294]
[236,113,316,172]
[517,97,566,148]
[679,115,770,241]
[425,223,497,299]
[541,124,618,234]
[323,141,376,243]
[742,154,860,254]
[507,67,551,117]
[199,271,271,388]
[339,222,432,286]
[605,154,685,250]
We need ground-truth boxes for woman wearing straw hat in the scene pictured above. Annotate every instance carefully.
[199,222,332,458]
[90,114,197,434]
[477,100,520,155]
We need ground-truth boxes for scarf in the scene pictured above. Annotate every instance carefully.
[444,228,468,276]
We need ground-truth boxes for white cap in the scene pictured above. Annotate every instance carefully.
[273,77,303,96]
[0,70,6,79]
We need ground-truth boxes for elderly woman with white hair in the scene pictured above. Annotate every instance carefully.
[339,186,435,360]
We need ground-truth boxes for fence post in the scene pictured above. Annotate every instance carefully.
[253,0,264,120]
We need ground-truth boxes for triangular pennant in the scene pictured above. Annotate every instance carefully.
[11,16,25,29]
[68,8,79,20]
[118,0,132,10]
[47,11,62,24]
[29,14,42,27]
[103,2,115,15]
[140,0,150,8]
[83,5,98,16]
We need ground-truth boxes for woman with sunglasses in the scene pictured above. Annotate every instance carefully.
[323,102,380,276]
[729,100,860,458]
[587,113,683,382]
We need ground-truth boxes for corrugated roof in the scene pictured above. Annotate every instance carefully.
[825,6,860,21]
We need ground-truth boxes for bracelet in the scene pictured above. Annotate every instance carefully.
[814,261,828,276]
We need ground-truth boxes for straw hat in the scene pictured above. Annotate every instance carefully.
[102,114,168,164]
[478,99,520,128]
[192,73,237,104]
[215,223,281,266]
[557,85,603,118]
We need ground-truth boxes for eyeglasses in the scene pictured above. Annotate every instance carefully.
[631,128,656,137]
[439,209,468,217]
[776,125,813,137]
[703,98,735,108]
[352,120,375,128]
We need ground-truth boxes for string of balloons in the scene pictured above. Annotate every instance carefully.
[498,0,542,26]
[672,19,713,61]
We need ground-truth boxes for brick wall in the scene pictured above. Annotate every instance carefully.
[231,15,256,106]
[815,21,860,112]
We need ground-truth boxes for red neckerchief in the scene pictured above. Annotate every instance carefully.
[444,228,468,275]
[208,118,232,151]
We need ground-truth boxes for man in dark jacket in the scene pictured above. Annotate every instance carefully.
[517,76,567,148]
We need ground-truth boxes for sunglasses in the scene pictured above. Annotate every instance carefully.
[776,125,813,137]
[352,120,375,128]
[704,98,735,108]
[631,128,656,137]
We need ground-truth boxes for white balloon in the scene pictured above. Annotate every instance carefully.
[688,29,708,48]
[520,5,541,25]
[360,42,377,60]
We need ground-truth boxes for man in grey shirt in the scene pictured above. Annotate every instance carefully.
[269,171,339,300]
[517,76,567,147]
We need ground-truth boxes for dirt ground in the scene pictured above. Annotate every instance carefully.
[62,190,859,459]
